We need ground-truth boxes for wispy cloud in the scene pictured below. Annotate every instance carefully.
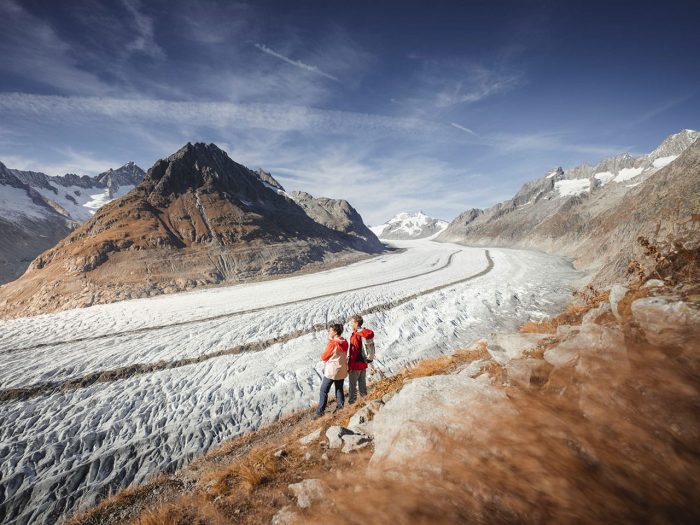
[476,131,629,161]
[450,122,477,135]
[253,43,339,81]
[2,148,122,177]
[0,1,112,95]
[0,93,445,137]
[628,92,698,127]
[122,0,165,59]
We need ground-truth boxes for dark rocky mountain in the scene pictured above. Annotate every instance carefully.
[289,190,384,250]
[94,161,145,197]
[0,143,383,318]
[438,129,700,284]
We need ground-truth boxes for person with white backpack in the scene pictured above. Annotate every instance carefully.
[347,314,375,404]
[314,323,349,418]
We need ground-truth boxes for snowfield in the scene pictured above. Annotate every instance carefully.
[0,240,580,524]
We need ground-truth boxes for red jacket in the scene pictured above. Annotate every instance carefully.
[348,328,374,371]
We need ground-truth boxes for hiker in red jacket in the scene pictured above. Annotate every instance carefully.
[347,314,374,404]
[314,323,349,418]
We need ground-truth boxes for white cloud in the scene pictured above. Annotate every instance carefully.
[482,131,627,157]
[253,43,339,81]
[450,122,477,135]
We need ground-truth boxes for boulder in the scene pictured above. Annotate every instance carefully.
[271,506,299,525]
[486,333,545,364]
[631,296,700,348]
[556,324,580,336]
[505,358,552,388]
[544,323,625,370]
[325,426,355,449]
[368,374,513,471]
[581,302,611,324]
[609,284,629,321]
[347,400,384,433]
[457,358,490,379]
[341,433,372,453]
[642,279,665,289]
[288,479,325,509]
[298,428,322,446]
[325,425,372,452]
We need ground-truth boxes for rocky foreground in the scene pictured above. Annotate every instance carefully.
[68,242,700,525]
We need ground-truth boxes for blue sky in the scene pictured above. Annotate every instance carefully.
[0,0,698,224]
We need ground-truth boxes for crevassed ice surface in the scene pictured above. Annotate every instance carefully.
[0,240,580,524]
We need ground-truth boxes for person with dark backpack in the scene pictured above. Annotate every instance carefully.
[314,323,349,418]
[347,314,375,404]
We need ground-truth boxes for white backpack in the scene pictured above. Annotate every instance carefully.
[360,335,376,363]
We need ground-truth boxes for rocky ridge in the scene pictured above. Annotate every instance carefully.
[438,129,700,284]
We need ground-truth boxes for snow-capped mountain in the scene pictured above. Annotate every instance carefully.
[438,129,700,284]
[371,211,449,240]
[0,162,75,284]
[11,161,145,222]
[0,161,145,284]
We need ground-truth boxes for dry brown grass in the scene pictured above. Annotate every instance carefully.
[520,287,609,334]
[135,494,229,525]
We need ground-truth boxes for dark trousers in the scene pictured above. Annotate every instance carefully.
[316,377,345,415]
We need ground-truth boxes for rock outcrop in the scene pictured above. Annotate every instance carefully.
[289,190,383,250]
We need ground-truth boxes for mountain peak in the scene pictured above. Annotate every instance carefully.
[650,129,699,159]
[373,210,448,240]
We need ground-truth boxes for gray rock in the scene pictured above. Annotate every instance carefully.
[288,479,325,509]
[506,358,551,388]
[341,433,372,453]
[271,506,299,525]
[544,323,624,369]
[486,333,545,364]
[273,449,287,458]
[556,324,580,336]
[369,374,513,470]
[582,302,611,324]
[298,427,322,446]
[631,296,700,348]
[642,279,665,288]
[609,284,629,321]
[543,344,579,367]
[347,400,384,433]
[325,426,355,449]
[457,358,490,378]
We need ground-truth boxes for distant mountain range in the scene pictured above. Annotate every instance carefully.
[0,143,383,318]
[0,161,145,283]
[438,129,700,284]
[371,211,448,240]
